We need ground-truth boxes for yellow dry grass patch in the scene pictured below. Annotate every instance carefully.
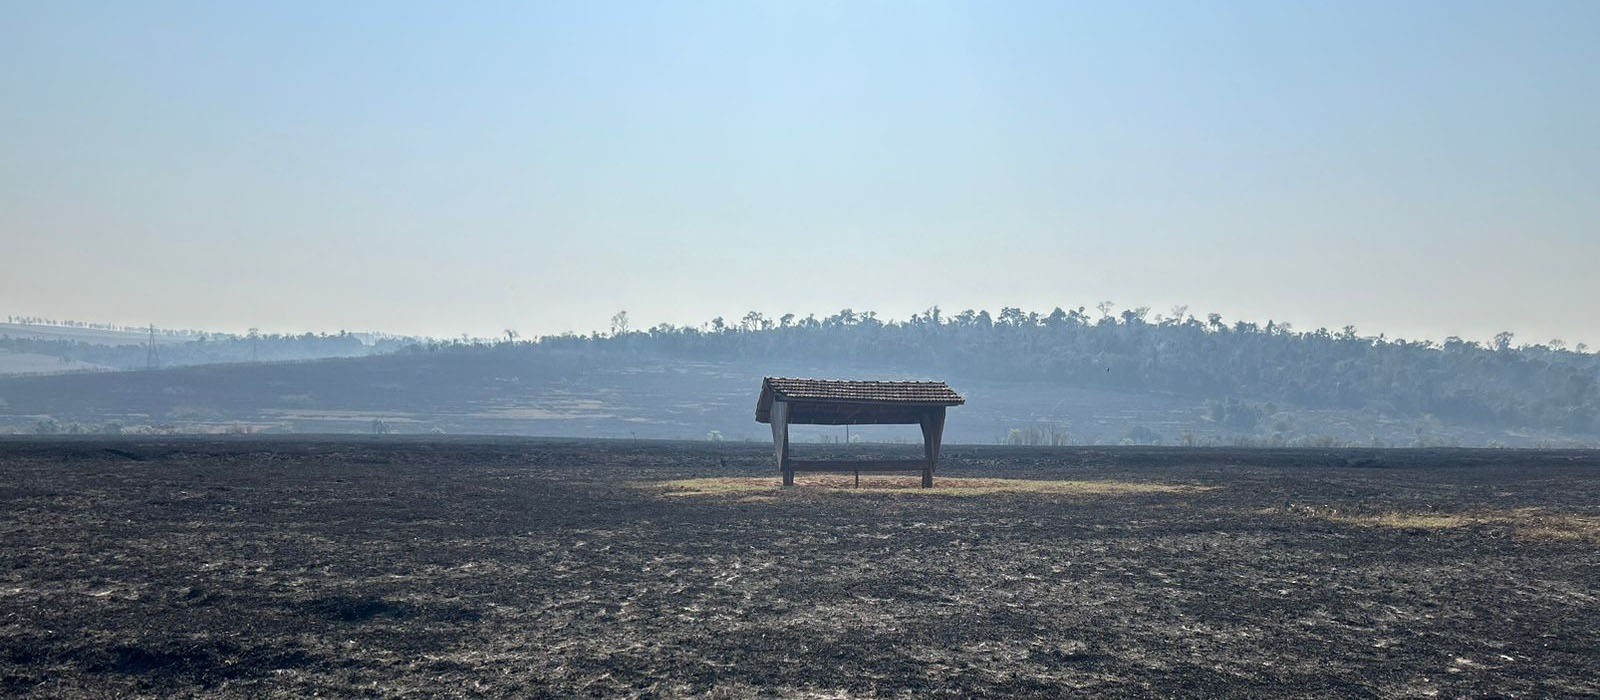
[646,475,1214,499]
[1324,508,1600,542]
[1332,513,1472,530]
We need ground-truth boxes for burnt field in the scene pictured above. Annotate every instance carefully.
[1,438,1598,698]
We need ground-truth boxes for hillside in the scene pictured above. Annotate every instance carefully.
[0,322,416,374]
[1,317,1595,447]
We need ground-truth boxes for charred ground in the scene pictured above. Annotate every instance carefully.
[1,438,1597,697]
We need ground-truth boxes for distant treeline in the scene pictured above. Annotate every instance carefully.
[7,307,1596,438]
[492,307,1600,436]
[0,331,415,370]
[3,316,200,336]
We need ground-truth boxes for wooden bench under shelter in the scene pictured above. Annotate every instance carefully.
[756,377,965,488]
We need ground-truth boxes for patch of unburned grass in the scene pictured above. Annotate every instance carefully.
[1302,507,1600,542]
[645,475,1214,499]
[1332,513,1473,530]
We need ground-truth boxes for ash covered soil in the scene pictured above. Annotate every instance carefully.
[1,437,1598,698]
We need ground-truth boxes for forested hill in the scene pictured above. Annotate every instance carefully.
[533,308,1599,437]
[1,308,1595,445]
[0,322,419,373]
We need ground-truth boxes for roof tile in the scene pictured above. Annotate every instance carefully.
[763,377,965,405]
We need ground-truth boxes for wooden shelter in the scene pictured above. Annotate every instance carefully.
[756,377,965,488]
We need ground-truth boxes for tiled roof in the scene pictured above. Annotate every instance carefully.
[762,377,965,406]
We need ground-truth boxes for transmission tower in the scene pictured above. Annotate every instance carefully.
[146,324,160,370]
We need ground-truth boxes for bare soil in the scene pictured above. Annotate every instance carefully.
[1,437,1597,698]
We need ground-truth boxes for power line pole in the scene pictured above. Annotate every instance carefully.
[145,324,160,370]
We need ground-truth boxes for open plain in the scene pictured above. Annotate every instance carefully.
[1,437,1597,698]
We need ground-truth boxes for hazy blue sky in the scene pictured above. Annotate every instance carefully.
[3,1,1597,344]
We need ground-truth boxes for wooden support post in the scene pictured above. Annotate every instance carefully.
[919,407,946,488]
[770,400,792,486]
